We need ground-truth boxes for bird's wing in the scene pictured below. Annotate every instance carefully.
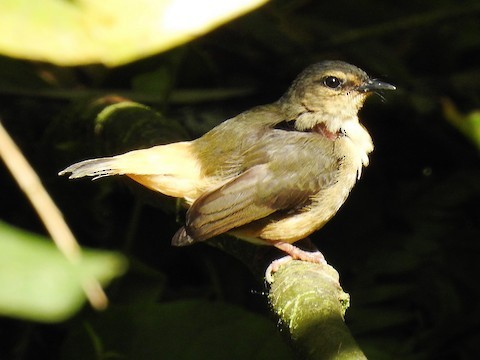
[172,132,340,245]
[172,164,277,245]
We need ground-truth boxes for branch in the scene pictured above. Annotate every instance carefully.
[269,261,366,359]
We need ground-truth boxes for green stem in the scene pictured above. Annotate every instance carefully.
[269,261,366,360]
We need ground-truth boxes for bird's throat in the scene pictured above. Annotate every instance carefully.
[312,123,342,141]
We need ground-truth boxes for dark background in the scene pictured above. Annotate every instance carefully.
[1,0,479,358]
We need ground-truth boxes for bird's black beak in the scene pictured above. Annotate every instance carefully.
[357,79,396,93]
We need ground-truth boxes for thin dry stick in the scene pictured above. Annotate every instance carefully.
[0,120,108,310]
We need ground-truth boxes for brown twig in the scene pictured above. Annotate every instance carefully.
[0,120,108,310]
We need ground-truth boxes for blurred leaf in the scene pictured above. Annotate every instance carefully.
[61,300,296,360]
[0,0,269,66]
[0,221,127,322]
[442,98,480,151]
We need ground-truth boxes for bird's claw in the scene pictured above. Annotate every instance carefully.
[265,242,327,283]
[265,255,293,283]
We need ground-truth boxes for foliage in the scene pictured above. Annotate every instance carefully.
[61,299,295,360]
[0,0,268,66]
[0,221,126,322]
[0,0,479,359]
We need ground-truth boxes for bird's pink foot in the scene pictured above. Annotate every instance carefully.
[265,241,327,283]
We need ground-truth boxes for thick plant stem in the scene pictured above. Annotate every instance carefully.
[269,260,366,360]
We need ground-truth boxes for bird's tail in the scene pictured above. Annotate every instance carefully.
[59,141,203,200]
[59,157,124,180]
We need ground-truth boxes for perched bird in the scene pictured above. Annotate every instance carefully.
[60,61,395,273]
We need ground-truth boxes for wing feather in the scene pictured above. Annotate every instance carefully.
[184,165,274,241]
[174,130,341,245]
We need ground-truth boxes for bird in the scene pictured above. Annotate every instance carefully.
[59,60,395,276]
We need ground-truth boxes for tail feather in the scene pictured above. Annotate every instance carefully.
[171,227,196,246]
[59,157,121,179]
[59,142,197,179]
[59,141,206,201]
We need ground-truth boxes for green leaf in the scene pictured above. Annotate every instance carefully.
[0,221,127,322]
[442,98,480,151]
[0,0,269,66]
[62,300,296,360]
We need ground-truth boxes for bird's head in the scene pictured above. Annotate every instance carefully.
[280,60,395,133]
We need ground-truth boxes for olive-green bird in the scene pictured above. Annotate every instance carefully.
[60,60,395,273]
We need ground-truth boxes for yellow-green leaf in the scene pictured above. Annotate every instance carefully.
[442,98,480,151]
[0,221,127,322]
[0,0,269,66]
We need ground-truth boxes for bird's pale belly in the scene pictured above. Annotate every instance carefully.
[231,160,358,245]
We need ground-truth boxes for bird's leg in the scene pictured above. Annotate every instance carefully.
[273,241,327,263]
[265,241,327,283]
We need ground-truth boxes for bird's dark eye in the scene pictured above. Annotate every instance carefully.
[323,76,342,89]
